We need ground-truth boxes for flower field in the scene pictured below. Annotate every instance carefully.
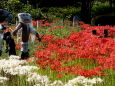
[0,20,115,86]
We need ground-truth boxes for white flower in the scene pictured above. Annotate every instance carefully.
[34,84,41,86]
[0,55,104,86]
[50,80,64,86]
[8,55,20,60]
[0,76,9,83]
[4,65,38,75]
[64,76,103,86]
[27,72,49,85]
[93,78,103,83]
[0,59,26,69]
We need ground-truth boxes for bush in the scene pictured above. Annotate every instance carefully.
[92,2,115,17]
[91,2,115,25]
[41,7,81,21]
[21,4,45,20]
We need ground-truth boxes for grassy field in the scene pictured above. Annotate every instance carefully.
[0,22,115,86]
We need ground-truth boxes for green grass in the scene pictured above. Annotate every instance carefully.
[0,26,115,86]
[32,27,115,86]
[34,26,115,86]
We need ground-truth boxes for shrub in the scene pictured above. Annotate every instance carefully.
[41,7,80,21]
[92,2,115,17]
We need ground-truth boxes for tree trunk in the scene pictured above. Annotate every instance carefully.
[109,0,113,12]
[81,0,92,24]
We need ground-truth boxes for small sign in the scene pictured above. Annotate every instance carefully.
[73,15,80,27]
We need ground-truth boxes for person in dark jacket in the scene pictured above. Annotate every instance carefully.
[0,9,12,56]
[3,32,16,56]
[12,13,41,60]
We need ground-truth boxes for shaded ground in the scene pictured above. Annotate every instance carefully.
[91,13,115,26]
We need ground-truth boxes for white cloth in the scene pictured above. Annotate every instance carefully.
[21,42,30,52]
[18,13,32,23]
[18,13,38,35]
[0,34,3,50]
[26,23,37,35]
[0,25,3,30]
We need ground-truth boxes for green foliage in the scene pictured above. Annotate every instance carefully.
[21,4,44,19]
[92,2,115,17]
[21,3,32,13]
[0,0,23,23]
[4,0,22,13]
[41,7,80,21]
[29,8,45,20]
[0,0,7,9]
[91,2,115,25]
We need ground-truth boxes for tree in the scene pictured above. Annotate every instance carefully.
[80,0,95,24]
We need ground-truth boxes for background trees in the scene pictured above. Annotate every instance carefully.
[0,0,115,24]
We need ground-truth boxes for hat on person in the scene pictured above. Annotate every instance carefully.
[18,13,32,23]
[0,9,12,23]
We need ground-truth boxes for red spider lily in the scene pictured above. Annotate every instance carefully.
[97,58,106,65]
[65,21,72,23]
[46,43,59,52]
[33,24,115,77]
[32,20,37,26]
[93,66,104,71]
[80,24,90,29]
[36,57,53,64]
[36,46,45,49]
[50,63,62,70]
[70,66,83,73]
[49,60,62,70]
[55,68,64,72]
[34,50,52,58]
[78,21,85,25]
[15,44,21,50]
[57,73,64,78]
[62,66,73,72]
[48,26,65,31]
[75,69,106,77]
[110,51,115,57]
[42,35,54,42]
[39,20,52,27]
[102,57,115,69]
[39,62,49,66]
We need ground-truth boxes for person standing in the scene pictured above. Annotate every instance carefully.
[12,13,41,60]
[0,9,12,56]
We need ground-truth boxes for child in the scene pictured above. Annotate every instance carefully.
[0,9,12,56]
[0,25,6,56]
[3,32,16,56]
[12,13,41,60]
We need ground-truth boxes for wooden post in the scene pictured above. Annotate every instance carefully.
[73,15,80,27]
[92,30,97,35]
[104,29,109,37]
[16,20,18,25]
[37,20,39,28]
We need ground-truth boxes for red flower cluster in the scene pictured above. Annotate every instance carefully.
[33,24,115,78]
[32,20,37,26]
[32,19,52,27]
[15,44,21,50]
[39,19,52,27]
[48,26,65,31]
[80,25,115,37]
